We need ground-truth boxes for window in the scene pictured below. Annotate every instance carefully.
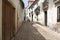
[57,6,60,22]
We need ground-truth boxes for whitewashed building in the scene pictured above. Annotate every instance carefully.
[28,0,60,32]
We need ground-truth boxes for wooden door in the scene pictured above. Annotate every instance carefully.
[10,7,15,39]
[2,0,15,40]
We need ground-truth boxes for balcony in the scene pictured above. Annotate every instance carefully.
[35,6,40,14]
[43,0,49,9]
[53,0,60,3]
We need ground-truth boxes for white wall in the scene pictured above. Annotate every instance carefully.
[47,0,57,28]
[33,11,37,22]
[0,0,2,40]
[47,7,57,27]
[33,0,57,27]
[38,2,45,25]
[28,0,58,28]
[33,4,39,22]
[38,11,45,25]
[37,0,57,27]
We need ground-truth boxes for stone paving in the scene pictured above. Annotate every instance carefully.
[32,23,60,40]
[15,22,46,40]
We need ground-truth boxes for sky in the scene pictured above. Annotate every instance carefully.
[23,0,28,7]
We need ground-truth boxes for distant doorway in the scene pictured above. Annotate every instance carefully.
[44,11,47,26]
[32,12,33,22]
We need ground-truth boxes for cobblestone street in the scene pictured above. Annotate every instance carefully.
[15,22,46,40]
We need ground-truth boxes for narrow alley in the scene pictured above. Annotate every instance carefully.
[15,22,46,40]
[1,0,60,40]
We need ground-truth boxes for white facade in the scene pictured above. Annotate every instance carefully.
[47,0,57,28]
[28,0,60,28]
[25,6,30,21]
[28,0,45,23]
[38,0,59,28]
[38,0,58,27]
[33,4,39,22]
[38,1,45,25]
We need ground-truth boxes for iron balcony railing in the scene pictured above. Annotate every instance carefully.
[43,0,49,9]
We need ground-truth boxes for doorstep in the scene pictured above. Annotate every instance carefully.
[54,23,60,29]
[32,23,60,40]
